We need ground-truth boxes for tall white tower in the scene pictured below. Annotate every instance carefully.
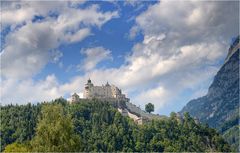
[84,78,93,98]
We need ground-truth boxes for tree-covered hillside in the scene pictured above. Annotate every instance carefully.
[1,99,231,152]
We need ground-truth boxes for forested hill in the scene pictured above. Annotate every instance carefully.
[0,98,231,152]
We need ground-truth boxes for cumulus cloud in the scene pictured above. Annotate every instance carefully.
[1,22,59,78]
[133,86,170,110]
[2,7,34,26]
[135,1,238,43]
[1,1,65,28]
[64,28,91,43]
[124,0,238,112]
[1,1,118,79]
[78,47,113,71]
[128,25,140,40]
[1,1,239,115]
[1,75,61,104]
[1,74,88,105]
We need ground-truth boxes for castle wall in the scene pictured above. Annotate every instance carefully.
[72,79,129,104]
[84,82,128,102]
[88,86,112,98]
[71,93,80,103]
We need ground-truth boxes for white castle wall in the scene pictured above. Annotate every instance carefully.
[83,79,128,102]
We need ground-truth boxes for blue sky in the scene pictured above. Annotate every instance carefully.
[1,0,239,116]
[33,1,154,83]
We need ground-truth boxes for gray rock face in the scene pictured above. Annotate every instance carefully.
[180,37,239,129]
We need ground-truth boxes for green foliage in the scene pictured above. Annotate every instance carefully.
[0,103,41,151]
[145,103,154,113]
[30,104,81,152]
[3,142,30,152]
[219,115,239,151]
[1,99,231,152]
[222,125,239,152]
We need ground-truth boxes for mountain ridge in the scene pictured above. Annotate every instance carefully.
[180,36,239,151]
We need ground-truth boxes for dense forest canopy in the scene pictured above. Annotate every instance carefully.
[0,98,231,152]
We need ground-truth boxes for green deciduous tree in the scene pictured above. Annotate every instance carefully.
[31,104,81,152]
[3,142,30,152]
[145,103,154,113]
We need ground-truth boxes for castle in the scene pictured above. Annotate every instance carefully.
[71,79,129,103]
[70,79,164,124]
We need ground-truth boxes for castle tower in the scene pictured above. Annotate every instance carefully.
[71,93,80,103]
[84,78,93,98]
[105,81,110,87]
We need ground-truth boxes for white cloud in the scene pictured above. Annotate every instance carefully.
[135,1,238,43]
[132,86,170,112]
[65,28,91,43]
[1,2,119,79]
[143,34,166,44]
[53,4,118,36]
[1,75,61,104]
[1,1,238,115]
[123,0,238,112]
[128,25,140,40]
[1,1,65,28]
[1,22,59,78]
[1,74,89,105]
[51,50,63,63]
[2,7,34,26]
[78,47,113,71]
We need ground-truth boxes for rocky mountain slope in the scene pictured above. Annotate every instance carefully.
[180,36,239,151]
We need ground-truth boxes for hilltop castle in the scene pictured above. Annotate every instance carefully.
[71,79,129,103]
[70,79,164,124]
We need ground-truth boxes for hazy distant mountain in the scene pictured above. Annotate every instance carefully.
[180,36,239,151]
